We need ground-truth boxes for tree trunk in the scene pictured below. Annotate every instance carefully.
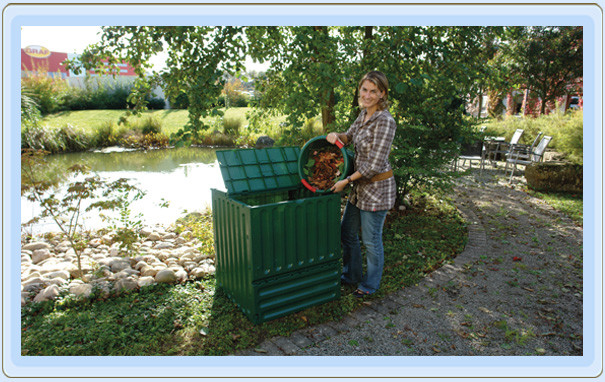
[322,90,336,131]
[476,90,484,118]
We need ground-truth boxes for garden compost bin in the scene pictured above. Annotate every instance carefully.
[211,146,343,324]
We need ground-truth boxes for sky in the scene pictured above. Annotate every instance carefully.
[20,26,269,72]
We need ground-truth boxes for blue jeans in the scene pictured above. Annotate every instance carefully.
[340,201,388,294]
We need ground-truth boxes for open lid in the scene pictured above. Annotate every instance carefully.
[215,147,301,195]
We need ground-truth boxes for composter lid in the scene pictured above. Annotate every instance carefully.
[216,147,301,195]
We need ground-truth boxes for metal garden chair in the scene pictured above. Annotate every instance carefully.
[505,135,553,183]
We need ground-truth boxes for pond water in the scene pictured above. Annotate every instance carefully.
[21,147,227,233]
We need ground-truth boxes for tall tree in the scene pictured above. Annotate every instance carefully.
[246,26,345,132]
[71,26,494,201]
[510,26,583,114]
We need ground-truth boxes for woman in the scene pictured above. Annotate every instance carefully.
[327,70,397,298]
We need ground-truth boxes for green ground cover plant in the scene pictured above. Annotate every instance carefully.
[21,191,467,356]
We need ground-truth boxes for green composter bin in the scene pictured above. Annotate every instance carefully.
[211,146,343,324]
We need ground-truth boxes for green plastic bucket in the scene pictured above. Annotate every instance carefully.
[298,135,354,193]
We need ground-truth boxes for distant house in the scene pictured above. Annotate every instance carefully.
[504,79,583,117]
[467,79,583,118]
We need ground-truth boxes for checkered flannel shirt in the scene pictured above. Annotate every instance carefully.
[344,109,397,212]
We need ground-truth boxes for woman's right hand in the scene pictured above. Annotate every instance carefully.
[326,132,338,144]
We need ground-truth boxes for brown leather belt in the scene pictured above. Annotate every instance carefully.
[357,170,393,184]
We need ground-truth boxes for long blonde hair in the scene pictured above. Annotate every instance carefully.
[358,71,390,110]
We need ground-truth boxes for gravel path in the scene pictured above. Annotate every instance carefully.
[236,168,583,356]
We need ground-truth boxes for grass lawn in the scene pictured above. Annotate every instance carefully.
[526,189,583,225]
[21,192,467,356]
[41,108,286,137]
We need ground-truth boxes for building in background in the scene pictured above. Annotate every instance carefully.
[21,45,166,106]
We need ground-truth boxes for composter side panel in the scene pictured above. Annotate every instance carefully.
[211,189,254,316]
[253,260,341,324]
[250,192,341,281]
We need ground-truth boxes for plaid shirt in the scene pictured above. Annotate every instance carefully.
[344,109,397,212]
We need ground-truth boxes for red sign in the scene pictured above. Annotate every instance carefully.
[21,49,68,76]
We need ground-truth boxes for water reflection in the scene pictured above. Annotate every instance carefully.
[21,147,227,232]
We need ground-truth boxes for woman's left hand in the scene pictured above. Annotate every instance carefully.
[330,179,349,193]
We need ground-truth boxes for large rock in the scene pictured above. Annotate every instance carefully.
[69,283,93,297]
[148,232,162,241]
[22,242,51,252]
[113,278,139,293]
[47,277,69,286]
[155,269,177,283]
[525,162,583,194]
[33,285,60,302]
[32,249,52,264]
[137,276,155,288]
[161,233,176,240]
[141,267,158,277]
[45,270,70,280]
[190,263,215,278]
[111,260,131,273]
[155,242,174,250]
[175,269,188,283]
[255,135,275,149]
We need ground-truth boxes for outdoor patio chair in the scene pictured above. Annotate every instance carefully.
[504,135,553,183]
[485,128,524,166]
[454,140,485,173]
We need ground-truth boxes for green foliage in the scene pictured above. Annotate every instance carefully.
[502,27,583,114]
[222,115,243,137]
[21,72,70,115]
[130,116,163,135]
[21,84,42,126]
[98,179,146,254]
[63,81,140,111]
[21,122,93,154]
[93,120,120,147]
[55,124,92,152]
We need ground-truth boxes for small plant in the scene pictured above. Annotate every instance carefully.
[97,178,146,255]
[222,115,243,137]
[22,150,144,277]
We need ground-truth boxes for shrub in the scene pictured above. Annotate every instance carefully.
[130,116,163,135]
[55,124,92,152]
[222,116,243,136]
[21,123,57,152]
[93,121,119,147]
[170,92,189,109]
[146,97,166,110]
[21,72,69,115]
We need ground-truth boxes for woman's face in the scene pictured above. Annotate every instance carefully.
[359,80,385,111]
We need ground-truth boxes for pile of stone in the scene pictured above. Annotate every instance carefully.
[21,227,215,306]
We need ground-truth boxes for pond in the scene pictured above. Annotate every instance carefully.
[21,147,227,233]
